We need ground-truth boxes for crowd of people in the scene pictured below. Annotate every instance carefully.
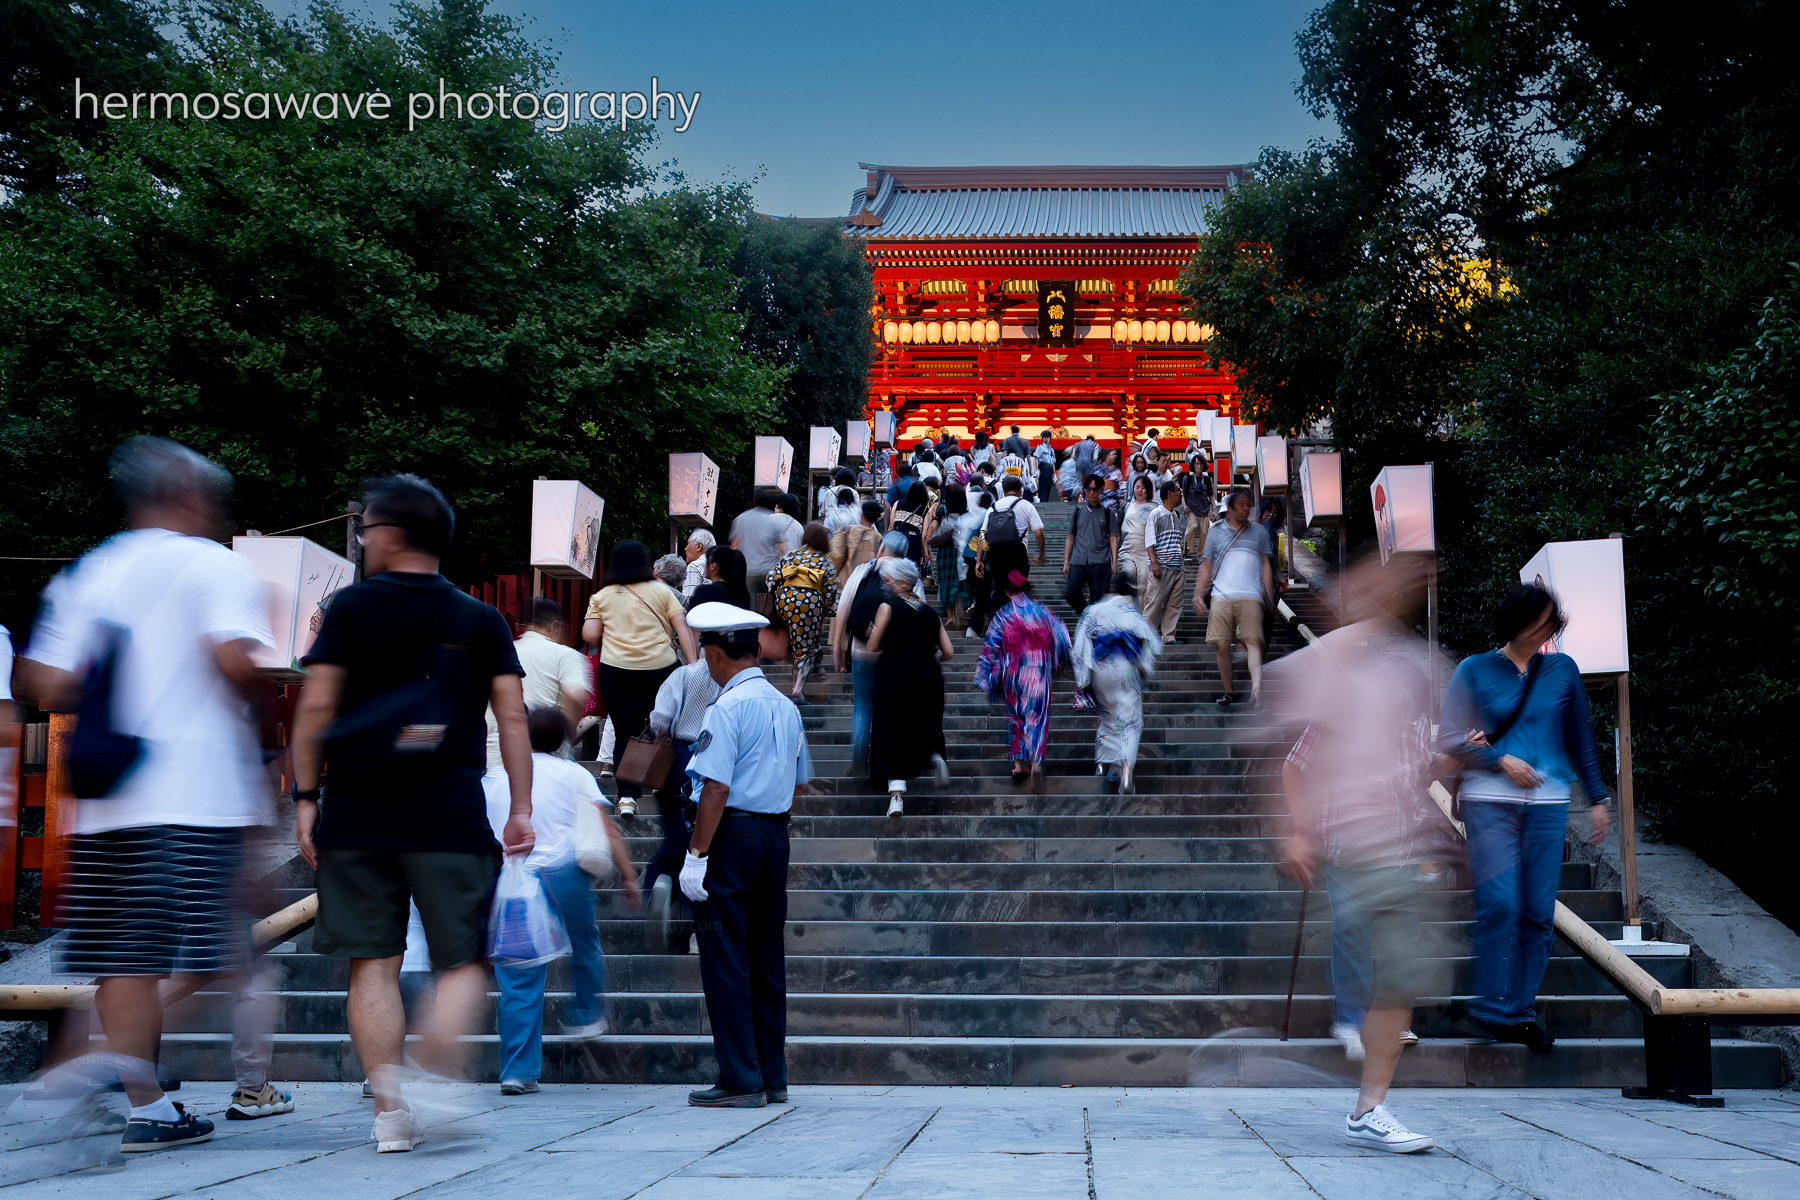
[4,430,1616,1164]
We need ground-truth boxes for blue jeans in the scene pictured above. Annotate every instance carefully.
[495,860,606,1083]
[850,655,879,765]
[1325,864,1373,1029]
[1463,800,1569,1026]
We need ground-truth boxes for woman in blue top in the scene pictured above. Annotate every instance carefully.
[1440,582,1611,1050]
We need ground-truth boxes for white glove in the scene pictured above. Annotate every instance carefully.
[679,851,710,903]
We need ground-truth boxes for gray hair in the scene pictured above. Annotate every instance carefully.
[652,553,687,587]
[877,556,920,592]
[109,436,232,512]
[686,529,716,552]
[879,530,910,557]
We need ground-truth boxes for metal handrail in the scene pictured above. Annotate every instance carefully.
[0,893,317,1013]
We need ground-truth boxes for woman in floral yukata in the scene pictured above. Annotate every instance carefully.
[974,567,1071,785]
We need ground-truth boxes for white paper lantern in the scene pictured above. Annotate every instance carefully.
[872,410,896,448]
[1197,322,1213,341]
[1232,424,1258,471]
[1172,321,1188,343]
[1520,538,1630,677]
[809,426,842,470]
[899,322,913,344]
[984,319,1000,342]
[1128,319,1143,342]
[882,320,898,344]
[669,452,719,527]
[956,319,970,343]
[1256,435,1289,494]
[1155,320,1171,342]
[1209,415,1235,456]
[1195,406,1218,433]
[1299,451,1342,526]
[1112,319,1127,342]
[845,420,872,463]
[232,535,356,678]
[1370,463,1436,565]
[754,435,794,491]
[528,479,606,579]
[926,321,941,344]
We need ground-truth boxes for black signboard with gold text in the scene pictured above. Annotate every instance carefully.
[1036,280,1076,347]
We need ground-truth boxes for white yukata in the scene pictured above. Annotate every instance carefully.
[1071,594,1161,769]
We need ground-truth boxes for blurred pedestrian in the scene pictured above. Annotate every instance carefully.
[1269,553,1441,1153]
[290,471,532,1153]
[865,558,953,818]
[932,482,969,625]
[768,522,840,702]
[890,481,935,567]
[831,498,882,578]
[1098,449,1125,511]
[704,545,752,609]
[975,568,1071,786]
[1119,474,1156,596]
[485,598,589,774]
[728,490,791,612]
[1439,582,1611,1050]
[1181,467,1214,560]
[582,539,698,819]
[486,707,636,1094]
[17,437,285,1152]
[833,532,922,774]
[1072,564,1160,794]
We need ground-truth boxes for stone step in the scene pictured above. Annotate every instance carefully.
[165,990,1657,1040]
[263,951,1693,996]
[151,1032,1786,1090]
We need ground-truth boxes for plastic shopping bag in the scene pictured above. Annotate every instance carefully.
[487,856,570,967]
[574,798,616,882]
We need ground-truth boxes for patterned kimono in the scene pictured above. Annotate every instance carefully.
[974,594,1072,763]
[769,548,840,669]
[1071,594,1161,769]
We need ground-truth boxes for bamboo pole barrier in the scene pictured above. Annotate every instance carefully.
[0,890,318,1013]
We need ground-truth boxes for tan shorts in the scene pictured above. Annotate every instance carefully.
[1206,596,1265,645]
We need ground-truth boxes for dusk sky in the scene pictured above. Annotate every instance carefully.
[269,0,1334,216]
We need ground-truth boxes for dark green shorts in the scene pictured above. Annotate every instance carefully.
[313,848,501,968]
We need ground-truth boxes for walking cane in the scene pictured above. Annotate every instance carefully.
[1280,888,1309,1042]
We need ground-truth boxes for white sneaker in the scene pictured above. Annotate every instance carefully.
[596,760,614,777]
[930,754,950,786]
[617,798,637,819]
[886,795,904,819]
[1399,1029,1419,1047]
[963,625,976,640]
[564,1018,609,1040]
[1331,1022,1366,1062]
[1346,1104,1433,1153]
[372,1104,427,1153]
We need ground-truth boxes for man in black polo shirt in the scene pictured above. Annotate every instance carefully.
[291,473,534,1154]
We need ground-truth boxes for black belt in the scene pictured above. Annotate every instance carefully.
[723,808,790,824]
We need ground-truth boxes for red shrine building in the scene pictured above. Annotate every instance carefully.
[841,162,1248,454]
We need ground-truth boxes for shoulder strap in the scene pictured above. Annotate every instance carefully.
[1488,654,1545,742]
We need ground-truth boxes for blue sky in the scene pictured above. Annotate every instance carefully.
[270,1,1333,216]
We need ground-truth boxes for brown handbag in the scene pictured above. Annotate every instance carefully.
[615,732,676,789]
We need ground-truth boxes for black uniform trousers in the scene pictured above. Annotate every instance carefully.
[695,812,790,1093]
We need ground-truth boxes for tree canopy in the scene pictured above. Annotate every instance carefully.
[1184,0,1800,921]
[0,0,800,631]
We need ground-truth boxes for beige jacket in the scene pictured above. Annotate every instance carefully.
[831,524,877,577]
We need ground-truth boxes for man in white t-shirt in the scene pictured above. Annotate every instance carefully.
[485,598,590,773]
[1193,488,1275,708]
[989,476,1047,562]
[18,437,282,1152]
[729,492,792,606]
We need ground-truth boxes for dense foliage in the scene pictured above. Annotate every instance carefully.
[0,0,856,634]
[1185,0,1800,921]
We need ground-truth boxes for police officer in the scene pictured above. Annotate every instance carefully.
[678,600,812,1108]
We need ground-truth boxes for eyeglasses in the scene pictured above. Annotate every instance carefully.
[355,522,402,546]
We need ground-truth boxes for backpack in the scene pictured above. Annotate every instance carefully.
[69,621,147,799]
[983,497,1025,548]
[847,562,890,642]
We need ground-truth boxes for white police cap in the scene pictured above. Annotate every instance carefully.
[687,601,769,643]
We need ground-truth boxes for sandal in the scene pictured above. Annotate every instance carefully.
[1010,764,1030,784]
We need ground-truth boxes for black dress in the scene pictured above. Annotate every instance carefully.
[869,597,947,785]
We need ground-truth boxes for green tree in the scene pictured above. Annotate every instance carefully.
[0,0,783,633]
[723,216,872,518]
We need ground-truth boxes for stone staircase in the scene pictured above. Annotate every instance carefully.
[157,500,1783,1089]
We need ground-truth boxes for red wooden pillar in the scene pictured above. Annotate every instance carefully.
[40,712,74,929]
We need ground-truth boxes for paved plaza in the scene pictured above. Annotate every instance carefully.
[5,1083,1800,1199]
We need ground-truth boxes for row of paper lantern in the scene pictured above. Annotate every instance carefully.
[1114,319,1212,344]
[669,416,898,527]
[883,319,1001,345]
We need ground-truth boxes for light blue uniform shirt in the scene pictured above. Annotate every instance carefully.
[687,666,812,813]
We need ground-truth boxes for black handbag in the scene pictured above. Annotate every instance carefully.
[69,622,146,799]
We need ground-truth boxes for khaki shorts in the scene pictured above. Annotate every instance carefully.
[1206,596,1265,645]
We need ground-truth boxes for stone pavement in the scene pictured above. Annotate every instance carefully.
[5,1083,1800,1199]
